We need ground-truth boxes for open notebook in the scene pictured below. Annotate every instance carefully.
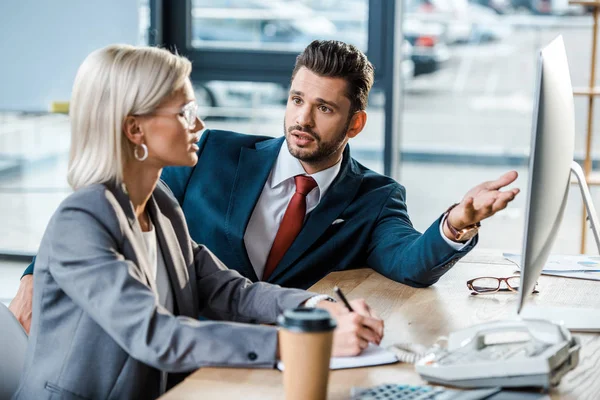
[277,344,398,371]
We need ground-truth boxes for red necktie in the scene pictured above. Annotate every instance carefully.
[262,175,317,280]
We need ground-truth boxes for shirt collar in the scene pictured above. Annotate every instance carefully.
[270,140,342,201]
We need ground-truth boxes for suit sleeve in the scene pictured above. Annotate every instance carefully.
[22,257,36,277]
[366,186,476,287]
[160,129,210,205]
[191,243,315,323]
[47,199,282,373]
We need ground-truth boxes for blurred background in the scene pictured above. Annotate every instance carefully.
[2,0,600,303]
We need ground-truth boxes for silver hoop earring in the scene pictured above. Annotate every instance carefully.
[134,144,148,161]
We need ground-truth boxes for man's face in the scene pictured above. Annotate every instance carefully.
[284,67,353,167]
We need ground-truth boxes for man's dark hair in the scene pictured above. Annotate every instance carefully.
[291,40,375,114]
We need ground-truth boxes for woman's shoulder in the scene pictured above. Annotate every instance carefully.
[56,183,126,223]
[43,184,123,242]
[59,183,112,208]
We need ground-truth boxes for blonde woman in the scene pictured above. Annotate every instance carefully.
[13,45,383,399]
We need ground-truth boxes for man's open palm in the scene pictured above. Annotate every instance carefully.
[448,170,520,229]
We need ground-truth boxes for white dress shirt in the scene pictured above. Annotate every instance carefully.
[141,222,174,313]
[244,141,342,278]
[243,141,469,279]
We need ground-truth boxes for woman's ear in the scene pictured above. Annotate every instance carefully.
[123,115,144,145]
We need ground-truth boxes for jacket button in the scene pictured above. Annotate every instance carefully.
[248,352,258,361]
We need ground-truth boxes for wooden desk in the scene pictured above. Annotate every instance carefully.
[160,249,600,399]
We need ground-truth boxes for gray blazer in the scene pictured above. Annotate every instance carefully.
[13,181,314,400]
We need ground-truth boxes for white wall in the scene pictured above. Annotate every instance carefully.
[0,0,139,111]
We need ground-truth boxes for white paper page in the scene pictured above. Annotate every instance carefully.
[277,344,398,371]
[503,252,600,274]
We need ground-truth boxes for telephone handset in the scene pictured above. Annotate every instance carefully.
[415,319,580,389]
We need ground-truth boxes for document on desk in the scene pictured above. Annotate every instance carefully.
[277,344,398,371]
[503,252,600,281]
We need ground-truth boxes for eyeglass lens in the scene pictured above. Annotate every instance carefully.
[184,103,198,130]
[470,276,521,293]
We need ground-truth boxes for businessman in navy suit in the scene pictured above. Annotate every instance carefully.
[11,40,519,331]
[160,40,519,290]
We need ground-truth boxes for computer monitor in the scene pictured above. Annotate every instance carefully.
[517,36,600,330]
[516,35,575,314]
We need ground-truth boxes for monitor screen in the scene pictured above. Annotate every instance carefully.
[517,35,575,314]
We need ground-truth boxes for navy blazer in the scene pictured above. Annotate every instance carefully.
[160,129,477,290]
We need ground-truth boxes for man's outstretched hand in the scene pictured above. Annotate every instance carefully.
[447,170,520,230]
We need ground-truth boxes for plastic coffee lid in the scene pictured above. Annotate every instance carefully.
[277,307,337,333]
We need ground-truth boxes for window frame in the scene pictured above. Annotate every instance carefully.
[157,0,403,176]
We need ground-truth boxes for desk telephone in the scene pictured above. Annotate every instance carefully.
[415,319,580,389]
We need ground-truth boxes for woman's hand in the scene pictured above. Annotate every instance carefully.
[315,298,384,357]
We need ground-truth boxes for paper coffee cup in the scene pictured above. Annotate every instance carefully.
[278,307,336,400]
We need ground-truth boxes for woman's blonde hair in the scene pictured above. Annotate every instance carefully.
[67,44,192,190]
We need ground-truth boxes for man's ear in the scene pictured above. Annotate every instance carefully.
[123,115,144,145]
[346,110,367,139]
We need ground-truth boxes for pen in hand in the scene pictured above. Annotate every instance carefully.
[333,286,383,346]
[333,286,354,312]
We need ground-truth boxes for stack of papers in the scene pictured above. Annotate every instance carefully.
[277,344,398,371]
[503,253,600,281]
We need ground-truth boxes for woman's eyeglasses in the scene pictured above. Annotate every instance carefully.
[139,101,199,130]
[466,276,539,296]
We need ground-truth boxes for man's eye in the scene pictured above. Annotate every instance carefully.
[292,97,302,105]
[319,106,332,113]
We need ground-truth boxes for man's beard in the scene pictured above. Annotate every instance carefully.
[283,119,350,163]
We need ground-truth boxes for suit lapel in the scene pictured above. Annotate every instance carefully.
[225,137,284,281]
[105,182,158,293]
[268,146,363,282]
[147,194,195,317]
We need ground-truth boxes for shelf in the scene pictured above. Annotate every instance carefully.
[573,87,600,96]
[569,0,600,6]
[572,0,600,252]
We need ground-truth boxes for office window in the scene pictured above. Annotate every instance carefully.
[399,1,599,253]
[190,0,369,52]
[179,0,385,172]
[0,0,143,256]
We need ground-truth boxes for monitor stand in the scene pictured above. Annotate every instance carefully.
[521,161,600,332]
[570,161,600,252]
